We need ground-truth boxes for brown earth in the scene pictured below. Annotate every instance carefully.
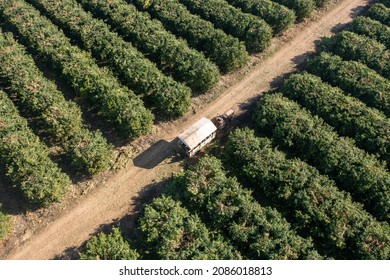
[1,0,370,259]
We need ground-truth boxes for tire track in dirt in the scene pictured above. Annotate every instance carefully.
[5,0,369,260]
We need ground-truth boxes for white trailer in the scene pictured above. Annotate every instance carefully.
[178,117,217,157]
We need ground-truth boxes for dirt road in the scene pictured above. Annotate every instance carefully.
[5,0,369,259]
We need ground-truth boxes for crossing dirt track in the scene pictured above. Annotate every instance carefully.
[4,0,369,260]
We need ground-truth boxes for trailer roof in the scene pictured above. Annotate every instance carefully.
[178,117,217,150]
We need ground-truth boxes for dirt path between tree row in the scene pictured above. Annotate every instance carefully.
[4,0,369,260]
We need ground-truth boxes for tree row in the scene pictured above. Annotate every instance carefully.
[139,196,242,260]
[379,0,390,7]
[0,90,70,205]
[351,16,390,49]
[0,30,113,174]
[254,93,390,222]
[165,156,322,259]
[80,227,139,260]
[366,3,390,26]
[225,0,296,35]
[272,0,315,19]
[281,72,390,166]
[129,0,248,72]
[177,0,272,53]
[81,196,242,260]
[224,128,390,259]
[318,31,390,79]
[28,0,191,117]
[0,0,153,138]
[77,0,220,93]
[305,52,390,118]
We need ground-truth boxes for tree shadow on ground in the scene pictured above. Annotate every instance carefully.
[330,2,374,34]
[133,139,181,169]
[268,50,316,91]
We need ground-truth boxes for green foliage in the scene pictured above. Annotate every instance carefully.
[224,128,390,259]
[0,205,12,240]
[254,93,390,222]
[318,31,390,79]
[165,156,322,259]
[139,196,241,260]
[281,72,390,166]
[379,0,390,7]
[28,0,191,117]
[272,0,315,19]
[315,0,331,7]
[225,0,296,35]
[0,32,80,142]
[178,0,272,53]
[78,0,219,93]
[0,90,70,205]
[80,227,139,260]
[366,3,390,26]
[0,0,153,138]
[66,130,113,174]
[351,16,390,49]
[305,52,390,117]
[0,30,113,174]
[129,0,248,72]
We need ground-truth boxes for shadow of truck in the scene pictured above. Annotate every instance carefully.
[132,138,181,169]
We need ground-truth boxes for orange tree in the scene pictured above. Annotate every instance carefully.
[0,30,113,174]
[367,3,390,26]
[0,0,153,138]
[80,227,139,260]
[281,72,390,165]
[129,0,248,72]
[28,0,191,117]
[272,0,315,19]
[224,128,390,259]
[139,196,242,260]
[78,0,220,93]
[254,93,390,221]
[305,52,390,117]
[225,0,296,35]
[318,31,390,79]
[0,90,70,205]
[177,0,272,53]
[165,156,322,259]
[351,16,390,49]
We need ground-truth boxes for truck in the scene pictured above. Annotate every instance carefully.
[177,109,234,157]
